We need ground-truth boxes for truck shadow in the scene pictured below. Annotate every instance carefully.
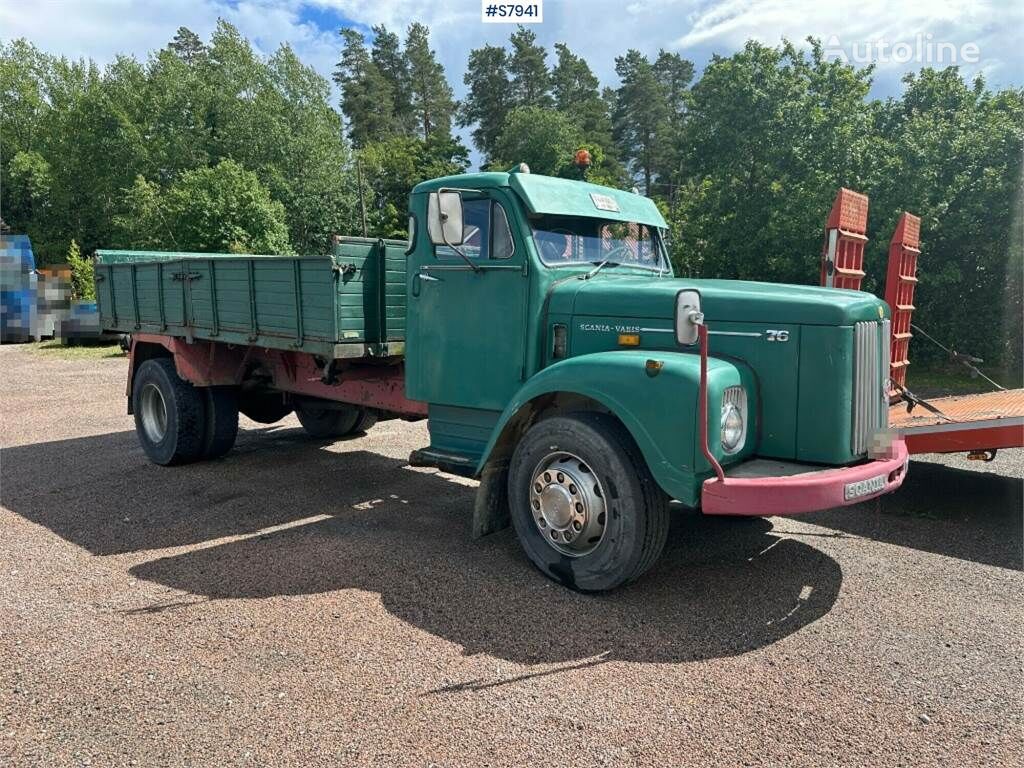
[808,457,1023,571]
[4,427,842,664]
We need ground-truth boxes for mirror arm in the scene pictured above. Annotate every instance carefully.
[440,214,481,273]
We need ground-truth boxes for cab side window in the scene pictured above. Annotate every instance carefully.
[491,202,514,260]
[434,199,515,261]
[436,198,490,260]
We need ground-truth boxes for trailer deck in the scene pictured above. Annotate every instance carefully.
[889,388,1024,454]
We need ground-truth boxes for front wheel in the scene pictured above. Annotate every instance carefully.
[508,412,670,592]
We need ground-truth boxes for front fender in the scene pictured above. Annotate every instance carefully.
[477,350,752,508]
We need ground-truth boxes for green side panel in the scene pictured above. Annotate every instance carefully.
[797,325,855,463]
[703,321,801,459]
[332,237,408,344]
[383,242,408,341]
[564,314,799,460]
[428,405,501,464]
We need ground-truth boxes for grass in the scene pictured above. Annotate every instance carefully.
[24,338,126,360]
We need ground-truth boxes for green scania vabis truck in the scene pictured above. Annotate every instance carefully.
[95,167,908,591]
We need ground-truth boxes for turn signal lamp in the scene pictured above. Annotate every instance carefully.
[552,324,568,359]
[618,333,640,347]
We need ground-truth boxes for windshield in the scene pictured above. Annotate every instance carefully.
[530,215,667,272]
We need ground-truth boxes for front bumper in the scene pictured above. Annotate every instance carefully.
[701,439,909,516]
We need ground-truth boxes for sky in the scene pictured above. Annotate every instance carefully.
[2,0,1021,167]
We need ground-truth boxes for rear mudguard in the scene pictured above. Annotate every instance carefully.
[476,350,754,508]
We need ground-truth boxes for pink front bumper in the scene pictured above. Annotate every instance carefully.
[701,439,910,516]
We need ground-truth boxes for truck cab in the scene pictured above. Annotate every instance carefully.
[404,168,907,588]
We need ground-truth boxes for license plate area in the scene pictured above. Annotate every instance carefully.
[844,473,886,501]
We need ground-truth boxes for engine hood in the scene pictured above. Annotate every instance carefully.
[549,274,886,326]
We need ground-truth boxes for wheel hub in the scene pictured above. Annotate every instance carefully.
[139,382,168,443]
[529,452,607,557]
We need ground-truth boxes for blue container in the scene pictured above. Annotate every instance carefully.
[0,235,38,342]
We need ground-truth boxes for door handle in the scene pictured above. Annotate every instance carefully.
[412,271,439,298]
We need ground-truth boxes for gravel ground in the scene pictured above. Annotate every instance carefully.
[1,344,1021,767]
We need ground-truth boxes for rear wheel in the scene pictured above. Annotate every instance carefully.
[508,412,670,592]
[295,402,377,438]
[202,387,239,459]
[132,358,206,466]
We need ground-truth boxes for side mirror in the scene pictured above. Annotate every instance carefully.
[675,289,703,345]
[427,191,464,246]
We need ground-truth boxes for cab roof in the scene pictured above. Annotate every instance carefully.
[411,171,667,229]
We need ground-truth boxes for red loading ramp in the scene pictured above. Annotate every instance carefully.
[884,213,921,393]
[820,188,869,291]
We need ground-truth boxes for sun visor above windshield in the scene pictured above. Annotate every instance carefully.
[508,173,667,229]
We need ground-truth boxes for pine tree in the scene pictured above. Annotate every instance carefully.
[404,23,455,141]
[508,26,551,109]
[333,28,395,147]
[551,42,612,145]
[612,49,670,194]
[371,25,414,134]
[459,44,512,161]
[652,50,694,192]
[169,27,207,65]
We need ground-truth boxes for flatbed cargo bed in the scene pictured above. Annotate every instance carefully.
[95,237,408,360]
[889,389,1024,454]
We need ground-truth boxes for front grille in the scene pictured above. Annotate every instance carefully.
[852,320,890,455]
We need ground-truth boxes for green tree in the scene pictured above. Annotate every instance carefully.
[651,50,694,186]
[168,26,207,65]
[404,23,456,141]
[867,69,1023,370]
[66,239,95,300]
[115,160,290,253]
[508,25,551,109]
[371,25,414,133]
[492,106,582,176]
[551,43,612,143]
[459,44,512,161]
[359,135,469,237]
[6,151,52,225]
[334,28,395,146]
[612,50,670,194]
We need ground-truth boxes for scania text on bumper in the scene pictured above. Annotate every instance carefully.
[701,439,909,516]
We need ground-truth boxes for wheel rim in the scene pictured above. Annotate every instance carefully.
[529,451,607,557]
[139,382,168,443]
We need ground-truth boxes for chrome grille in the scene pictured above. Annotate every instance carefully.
[852,320,890,455]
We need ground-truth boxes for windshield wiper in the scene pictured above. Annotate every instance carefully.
[581,259,619,280]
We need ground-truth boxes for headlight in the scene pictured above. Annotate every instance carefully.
[720,386,747,454]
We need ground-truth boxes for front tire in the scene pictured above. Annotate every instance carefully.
[295,402,377,438]
[132,358,206,466]
[508,412,670,592]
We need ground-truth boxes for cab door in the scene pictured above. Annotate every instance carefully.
[406,192,528,412]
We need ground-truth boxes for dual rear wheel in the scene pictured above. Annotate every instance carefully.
[132,358,374,466]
